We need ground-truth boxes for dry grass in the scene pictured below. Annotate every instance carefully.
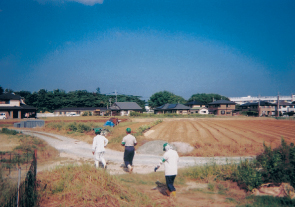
[30,120,152,152]
[37,164,157,207]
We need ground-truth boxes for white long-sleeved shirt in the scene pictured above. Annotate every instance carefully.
[92,135,108,153]
[160,149,179,176]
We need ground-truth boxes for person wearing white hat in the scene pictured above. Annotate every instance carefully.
[154,143,179,197]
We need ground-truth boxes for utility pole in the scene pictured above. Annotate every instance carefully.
[115,90,117,102]
[276,92,280,117]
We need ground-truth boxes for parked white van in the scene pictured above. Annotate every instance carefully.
[0,113,7,119]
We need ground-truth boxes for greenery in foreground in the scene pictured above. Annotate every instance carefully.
[183,138,295,192]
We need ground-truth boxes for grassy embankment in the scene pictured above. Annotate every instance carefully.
[40,118,162,151]
[37,138,295,207]
[0,128,59,206]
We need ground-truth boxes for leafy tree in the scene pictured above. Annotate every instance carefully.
[0,86,3,95]
[13,88,146,112]
[4,88,13,93]
[96,87,101,94]
[188,93,230,105]
[148,91,186,108]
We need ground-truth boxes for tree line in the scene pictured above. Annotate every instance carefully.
[0,86,229,112]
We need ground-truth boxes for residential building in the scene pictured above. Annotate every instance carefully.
[240,101,277,116]
[208,100,236,116]
[276,101,295,115]
[154,103,191,115]
[229,94,295,105]
[109,102,143,116]
[0,93,36,119]
[185,101,209,114]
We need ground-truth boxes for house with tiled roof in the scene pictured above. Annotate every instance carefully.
[208,100,236,116]
[154,103,191,115]
[240,101,276,116]
[185,101,208,114]
[109,102,143,116]
[0,93,36,119]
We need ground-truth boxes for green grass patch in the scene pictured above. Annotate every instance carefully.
[238,195,295,207]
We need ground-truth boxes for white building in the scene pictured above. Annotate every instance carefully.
[229,95,295,105]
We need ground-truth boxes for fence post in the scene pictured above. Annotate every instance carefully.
[34,149,37,181]
[17,167,21,207]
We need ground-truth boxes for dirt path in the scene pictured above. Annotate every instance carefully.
[21,130,254,175]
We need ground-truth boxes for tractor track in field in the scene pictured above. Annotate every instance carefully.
[196,121,220,142]
[202,121,239,144]
[231,121,293,143]
[215,121,281,144]
[206,121,260,144]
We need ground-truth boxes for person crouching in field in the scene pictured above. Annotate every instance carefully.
[154,143,179,197]
[121,128,137,173]
[92,129,108,169]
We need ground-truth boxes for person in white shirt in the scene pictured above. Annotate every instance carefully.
[121,128,137,172]
[154,143,179,197]
[92,129,108,169]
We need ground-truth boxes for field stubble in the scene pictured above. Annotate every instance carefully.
[144,118,295,157]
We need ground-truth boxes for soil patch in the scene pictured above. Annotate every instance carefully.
[143,118,295,156]
[132,180,249,207]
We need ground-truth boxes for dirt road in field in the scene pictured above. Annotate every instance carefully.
[21,130,254,175]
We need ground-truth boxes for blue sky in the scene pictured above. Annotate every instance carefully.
[1,0,294,100]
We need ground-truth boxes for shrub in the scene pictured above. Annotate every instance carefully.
[46,122,65,131]
[77,123,91,133]
[66,122,78,131]
[231,160,263,191]
[181,138,295,192]
[82,111,88,116]
[256,138,295,187]
[1,128,19,135]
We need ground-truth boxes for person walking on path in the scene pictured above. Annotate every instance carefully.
[92,129,108,169]
[154,143,179,197]
[121,128,137,172]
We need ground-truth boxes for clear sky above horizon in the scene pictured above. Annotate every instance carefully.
[1,0,295,100]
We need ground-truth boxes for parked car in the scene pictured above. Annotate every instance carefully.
[0,113,7,119]
[66,113,80,116]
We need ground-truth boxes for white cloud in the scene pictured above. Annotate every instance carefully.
[68,0,104,6]
[35,0,104,6]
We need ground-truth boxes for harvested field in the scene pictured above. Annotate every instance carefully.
[144,118,295,156]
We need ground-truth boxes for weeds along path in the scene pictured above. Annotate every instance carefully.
[20,130,254,174]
